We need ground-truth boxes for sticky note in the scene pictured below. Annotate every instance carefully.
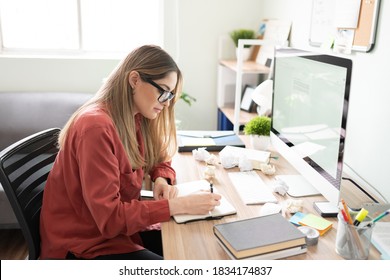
[289,212,307,226]
[298,213,333,235]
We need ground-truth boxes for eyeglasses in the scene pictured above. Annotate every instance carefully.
[145,78,175,103]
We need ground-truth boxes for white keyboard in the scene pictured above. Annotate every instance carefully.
[228,171,277,205]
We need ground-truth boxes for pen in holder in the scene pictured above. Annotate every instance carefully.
[335,212,374,260]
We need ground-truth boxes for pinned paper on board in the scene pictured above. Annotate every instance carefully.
[256,19,291,66]
[310,0,381,52]
[334,0,362,28]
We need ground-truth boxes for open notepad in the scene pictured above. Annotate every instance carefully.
[173,180,237,224]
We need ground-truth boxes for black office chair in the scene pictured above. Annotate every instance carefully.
[0,128,60,259]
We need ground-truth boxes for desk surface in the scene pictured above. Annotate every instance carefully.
[161,141,382,260]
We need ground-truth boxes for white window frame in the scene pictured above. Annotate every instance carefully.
[0,0,164,59]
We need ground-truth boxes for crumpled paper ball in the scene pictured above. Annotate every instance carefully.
[271,179,289,195]
[204,165,216,181]
[205,154,219,165]
[260,163,276,175]
[284,199,304,213]
[219,149,238,169]
[238,155,253,171]
[192,148,210,162]
[192,148,219,166]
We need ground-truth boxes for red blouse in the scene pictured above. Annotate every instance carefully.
[39,107,175,259]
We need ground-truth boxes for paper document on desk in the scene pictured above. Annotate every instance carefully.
[177,131,245,152]
[180,137,216,147]
[172,180,237,224]
[220,146,271,169]
[371,222,390,259]
[228,171,277,205]
[178,131,235,138]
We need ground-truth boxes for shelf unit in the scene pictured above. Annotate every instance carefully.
[217,39,273,133]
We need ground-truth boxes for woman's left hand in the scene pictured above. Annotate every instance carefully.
[153,177,178,200]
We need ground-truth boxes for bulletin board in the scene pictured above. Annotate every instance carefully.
[309,0,381,52]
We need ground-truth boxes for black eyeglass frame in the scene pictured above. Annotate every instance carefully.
[145,78,175,103]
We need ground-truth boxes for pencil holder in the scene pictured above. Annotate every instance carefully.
[335,213,374,260]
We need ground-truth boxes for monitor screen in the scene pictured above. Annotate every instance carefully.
[270,48,352,215]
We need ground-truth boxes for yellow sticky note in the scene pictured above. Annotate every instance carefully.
[298,213,333,236]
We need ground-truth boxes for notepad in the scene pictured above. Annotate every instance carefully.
[172,180,237,224]
[298,213,333,236]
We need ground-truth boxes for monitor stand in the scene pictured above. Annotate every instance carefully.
[313,201,339,217]
[276,175,320,197]
[276,174,339,217]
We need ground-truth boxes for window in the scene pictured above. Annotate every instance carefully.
[0,0,162,55]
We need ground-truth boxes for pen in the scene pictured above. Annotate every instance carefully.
[367,209,390,227]
[341,209,349,223]
[341,199,353,224]
[353,208,368,226]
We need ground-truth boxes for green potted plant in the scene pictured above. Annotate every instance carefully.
[180,92,196,106]
[243,116,271,150]
[175,92,197,129]
[229,29,255,60]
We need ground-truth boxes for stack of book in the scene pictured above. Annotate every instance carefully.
[213,213,307,260]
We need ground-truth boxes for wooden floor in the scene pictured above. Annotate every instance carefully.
[0,229,28,260]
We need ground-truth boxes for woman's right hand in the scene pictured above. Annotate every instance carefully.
[168,191,222,216]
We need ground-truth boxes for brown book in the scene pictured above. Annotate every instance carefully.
[213,213,306,259]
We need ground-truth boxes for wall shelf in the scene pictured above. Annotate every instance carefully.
[219,104,257,126]
[219,60,270,74]
[217,39,275,133]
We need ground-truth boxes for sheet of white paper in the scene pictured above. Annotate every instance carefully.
[181,137,216,146]
[220,145,270,163]
[334,0,362,28]
[372,222,390,258]
[256,19,291,65]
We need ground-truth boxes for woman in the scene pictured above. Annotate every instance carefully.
[40,45,221,260]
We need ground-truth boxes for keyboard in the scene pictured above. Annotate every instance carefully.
[228,171,277,205]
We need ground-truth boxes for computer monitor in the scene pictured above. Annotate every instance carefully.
[270,48,352,217]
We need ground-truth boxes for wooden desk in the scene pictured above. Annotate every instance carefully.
[161,148,382,260]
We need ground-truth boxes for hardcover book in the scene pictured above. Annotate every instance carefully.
[213,213,307,259]
[216,238,307,260]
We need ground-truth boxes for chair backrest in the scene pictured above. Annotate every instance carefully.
[0,128,60,259]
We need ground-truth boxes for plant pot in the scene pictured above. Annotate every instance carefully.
[236,47,252,61]
[250,135,270,150]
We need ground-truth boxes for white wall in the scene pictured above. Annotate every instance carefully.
[257,0,390,203]
[0,56,119,92]
[164,0,263,129]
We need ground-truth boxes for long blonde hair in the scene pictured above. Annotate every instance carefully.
[59,45,182,172]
